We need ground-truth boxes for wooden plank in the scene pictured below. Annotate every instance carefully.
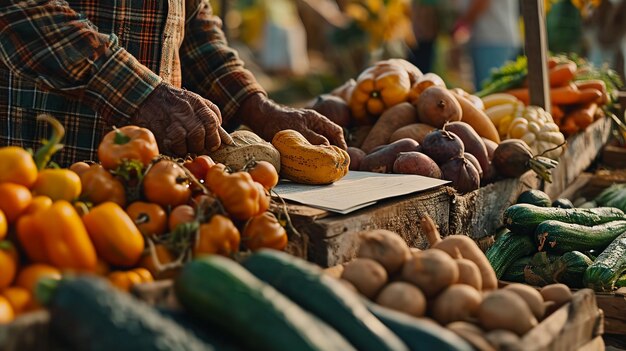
[543,117,613,199]
[302,187,451,267]
[521,0,551,110]
[0,311,66,351]
[449,171,540,240]
[602,144,626,169]
[578,336,604,351]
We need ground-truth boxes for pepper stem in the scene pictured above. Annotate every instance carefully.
[33,114,65,170]
[35,278,60,307]
[113,126,131,145]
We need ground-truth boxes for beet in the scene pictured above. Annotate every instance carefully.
[492,139,558,182]
[445,122,490,173]
[441,157,480,194]
[464,153,483,179]
[359,138,420,173]
[421,130,464,165]
[392,152,442,178]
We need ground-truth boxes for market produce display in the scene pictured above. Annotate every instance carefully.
[488,189,626,292]
[308,58,566,194]
[0,116,291,324]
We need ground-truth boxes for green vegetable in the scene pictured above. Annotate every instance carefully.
[552,198,575,209]
[616,273,626,288]
[501,256,532,282]
[36,276,214,351]
[475,56,528,97]
[523,252,561,287]
[536,220,626,253]
[558,251,593,288]
[594,184,626,212]
[503,203,625,235]
[242,249,407,351]
[174,255,356,351]
[486,230,537,278]
[516,190,552,207]
[584,231,626,291]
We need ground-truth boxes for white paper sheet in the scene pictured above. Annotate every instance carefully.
[273,171,449,214]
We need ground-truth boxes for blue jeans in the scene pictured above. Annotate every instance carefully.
[469,45,521,91]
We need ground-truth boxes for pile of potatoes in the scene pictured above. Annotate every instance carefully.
[328,224,574,350]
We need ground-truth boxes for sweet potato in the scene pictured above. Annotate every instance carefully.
[347,147,366,171]
[408,73,446,104]
[361,102,418,153]
[450,91,500,143]
[392,152,442,178]
[388,123,435,144]
[415,86,462,128]
[347,126,372,148]
[359,138,420,173]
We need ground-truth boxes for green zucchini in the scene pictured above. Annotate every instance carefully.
[535,220,626,253]
[501,256,532,282]
[523,252,561,287]
[584,231,626,291]
[552,198,574,209]
[516,189,552,207]
[486,230,537,278]
[557,251,593,288]
[616,273,626,288]
[503,203,625,235]
[365,302,474,351]
[242,249,407,351]
[175,255,356,351]
[36,276,214,351]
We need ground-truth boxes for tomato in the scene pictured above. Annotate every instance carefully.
[0,295,14,324]
[16,264,61,295]
[184,155,215,181]
[32,169,81,202]
[0,146,37,188]
[98,126,160,170]
[242,212,288,251]
[69,161,91,176]
[168,204,195,232]
[0,183,32,223]
[126,201,167,236]
[143,160,191,208]
[194,214,240,257]
[2,287,32,315]
[205,166,263,220]
[79,164,126,207]
[247,161,279,190]
[0,242,18,289]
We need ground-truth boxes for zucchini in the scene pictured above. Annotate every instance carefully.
[552,198,574,209]
[503,203,625,235]
[536,220,626,253]
[365,301,474,351]
[175,255,356,351]
[36,276,214,351]
[501,256,532,282]
[516,189,551,207]
[523,252,561,287]
[557,251,593,288]
[584,231,626,291]
[616,273,626,288]
[242,249,407,351]
[486,230,537,278]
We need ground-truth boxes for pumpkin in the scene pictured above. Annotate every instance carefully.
[272,130,349,185]
[208,130,281,172]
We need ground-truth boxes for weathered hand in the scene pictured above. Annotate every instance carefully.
[131,83,223,156]
[239,94,347,149]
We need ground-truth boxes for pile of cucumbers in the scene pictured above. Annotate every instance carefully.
[37,251,473,351]
[487,189,626,291]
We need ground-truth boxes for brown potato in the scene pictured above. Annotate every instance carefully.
[540,284,572,310]
[455,258,482,291]
[478,290,538,336]
[401,249,459,297]
[341,258,388,299]
[431,284,482,325]
[416,86,462,128]
[504,283,545,320]
[357,229,411,274]
[376,282,426,317]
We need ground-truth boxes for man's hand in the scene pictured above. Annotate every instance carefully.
[131,83,223,156]
[238,94,347,149]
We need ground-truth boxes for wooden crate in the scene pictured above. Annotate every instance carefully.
[602,144,626,170]
[449,171,540,241]
[284,186,451,267]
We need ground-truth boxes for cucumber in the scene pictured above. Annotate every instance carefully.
[552,198,574,209]
[365,301,474,351]
[616,273,626,288]
[536,220,626,253]
[584,231,626,291]
[36,276,214,351]
[486,230,537,279]
[523,252,561,287]
[503,203,625,235]
[242,249,407,351]
[516,189,552,207]
[557,251,593,288]
[175,255,356,351]
[501,256,532,282]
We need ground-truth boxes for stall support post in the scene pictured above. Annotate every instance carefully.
[521,0,551,111]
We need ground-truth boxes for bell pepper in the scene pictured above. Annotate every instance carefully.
[16,200,52,263]
[83,202,145,267]
[32,169,82,202]
[193,214,240,257]
[34,201,98,270]
[349,60,411,124]
[142,159,192,208]
[0,183,32,224]
[0,146,37,187]
[0,241,18,289]
[242,212,288,251]
[79,164,126,207]
[205,165,263,220]
[107,268,153,292]
[507,106,565,160]
[15,264,61,295]
[98,125,160,170]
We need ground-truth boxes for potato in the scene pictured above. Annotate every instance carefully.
[478,290,538,336]
[456,258,482,291]
[503,283,545,320]
[446,322,495,351]
[431,284,482,325]
[347,147,366,171]
[392,152,442,178]
[401,249,459,297]
[359,138,420,173]
[540,284,572,310]
[357,229,411,274]
[484,330,520,350]
[416,86,462,128]
[389,123,436,144]
[376,282,426,317]
[341,258,388,299]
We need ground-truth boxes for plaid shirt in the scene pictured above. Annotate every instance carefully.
[0,0,265,165]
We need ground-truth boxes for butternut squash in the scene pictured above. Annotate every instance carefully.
[272,129,349,185]
[450,91,501,143]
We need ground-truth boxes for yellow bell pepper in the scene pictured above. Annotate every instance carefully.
[32,169,81,202]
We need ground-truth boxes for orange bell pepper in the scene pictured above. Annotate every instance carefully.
[205,166,263,220]
[32,169,82,202]
[0,183,32,224]
[242,212,288,251]
[98,126,159,170]
[79,164,126,207]
[0,241,18,289]
[36,200,98,270]
[193,214,240,257]
[0,146,37,187]
[83,202,145,267]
